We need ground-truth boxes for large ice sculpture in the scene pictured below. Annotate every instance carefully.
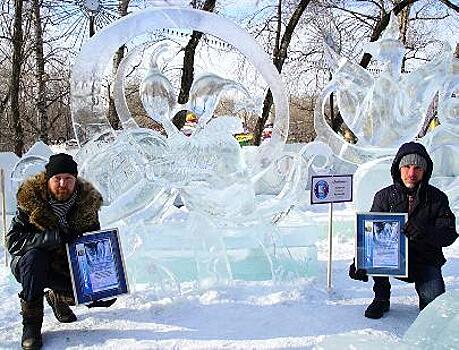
[315,13,459,165]
[315,290,459,350]
[312,12,459,214]
[69,6,334,289]
[403,290,459,349]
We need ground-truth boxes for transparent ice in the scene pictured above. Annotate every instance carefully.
[68,6,333,292]
[315,290,459,350]
[312,12,459,350]
[9,142,53,213]
[403,290,459,349]
[4,6,457,304]
[314,12,459,212]
[315,13,459,165]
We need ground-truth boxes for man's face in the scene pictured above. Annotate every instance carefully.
[400,164,425,188]
[48,173,76,201]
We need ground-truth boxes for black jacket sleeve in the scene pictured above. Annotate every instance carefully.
[6,209,62,256]
[420,194,458,248]
[370,189,390,212]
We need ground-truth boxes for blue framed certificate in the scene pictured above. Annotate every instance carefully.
[66,228,129,305]
[356,213,408,277]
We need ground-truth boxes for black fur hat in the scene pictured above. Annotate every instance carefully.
[45,153,78,179]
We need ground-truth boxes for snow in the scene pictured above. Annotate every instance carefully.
[1,207,458,350]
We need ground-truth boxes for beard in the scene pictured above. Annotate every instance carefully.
[51,188,73,202]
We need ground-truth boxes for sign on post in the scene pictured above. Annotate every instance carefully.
[311,175,353,204]
[311,175,353,289]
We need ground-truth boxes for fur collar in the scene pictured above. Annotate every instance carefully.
[16,171,103,232]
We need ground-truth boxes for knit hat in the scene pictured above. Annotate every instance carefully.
[399,153,427,171]
[45,153,78,179]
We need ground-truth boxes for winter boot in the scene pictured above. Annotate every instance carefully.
[45,290,77,323]
[20,296,44,350]
[364,298,390,319]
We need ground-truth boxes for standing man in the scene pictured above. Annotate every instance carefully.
[7,153,103,349]
[349,142,458,319]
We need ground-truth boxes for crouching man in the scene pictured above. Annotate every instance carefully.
[6,153,103,349]
[349,142,458,319]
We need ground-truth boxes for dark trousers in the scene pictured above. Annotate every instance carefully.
[14,248,73,302]
[373,264,445,310]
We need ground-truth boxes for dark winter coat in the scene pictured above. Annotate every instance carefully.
[6,171,103,278]
[371,142,458,267]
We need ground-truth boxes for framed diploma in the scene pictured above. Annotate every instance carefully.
[356,213,408,277]
[66,228,129,305]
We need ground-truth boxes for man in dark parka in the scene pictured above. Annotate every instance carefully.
[350,142,458,319]
[6,153,103,349]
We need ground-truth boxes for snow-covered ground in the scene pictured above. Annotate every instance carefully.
[1,207,458,350]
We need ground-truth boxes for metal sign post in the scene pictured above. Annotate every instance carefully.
[311,174,353,290]
[327,202,333,290]
[0,169,8,267]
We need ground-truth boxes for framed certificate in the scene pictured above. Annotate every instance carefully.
[356,213,408,277]
[66,228,129,305]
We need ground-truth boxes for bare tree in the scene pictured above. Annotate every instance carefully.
[177,0,217,105]
[107,0,131,130]
[10,0,25,155]
[253,0,312,145]
[31,0,49,143]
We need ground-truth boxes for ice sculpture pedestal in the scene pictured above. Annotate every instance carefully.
[119,208,339,293]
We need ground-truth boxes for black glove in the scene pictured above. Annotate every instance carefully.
[403,221,424,241]
[59,226,81,244]
[87,298,117,308]
[349,258,368,282]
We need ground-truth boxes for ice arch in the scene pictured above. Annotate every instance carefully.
[70,7,289,178]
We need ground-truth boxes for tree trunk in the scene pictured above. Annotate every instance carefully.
[398,2,412,73]
[177,0,216,106]
[11,0,24,156]
[359,0,418,68]
[107,0,130,130]
[89,16,95,37]
[32,0,48,143]
[253,0,311,145]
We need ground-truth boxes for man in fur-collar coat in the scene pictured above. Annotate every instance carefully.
[6,153,103,350]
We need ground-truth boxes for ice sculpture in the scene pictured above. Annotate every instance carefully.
[9,142,53,211]
[315,290,459,350]
[0,152,19,214]
[403,290,459,349]
[69,6,335,289]
[315,13,459,165]
[312,12,459,214]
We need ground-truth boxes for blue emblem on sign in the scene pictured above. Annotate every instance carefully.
[314,180,329,200]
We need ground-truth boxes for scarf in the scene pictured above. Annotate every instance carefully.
[48,191,77,227]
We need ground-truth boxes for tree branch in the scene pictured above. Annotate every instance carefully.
[359,0,420,68]
[438,0,459,12]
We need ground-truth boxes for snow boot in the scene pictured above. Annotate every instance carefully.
[20,296,43,350]
[45,290,77,323]
[364,298,390,319]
